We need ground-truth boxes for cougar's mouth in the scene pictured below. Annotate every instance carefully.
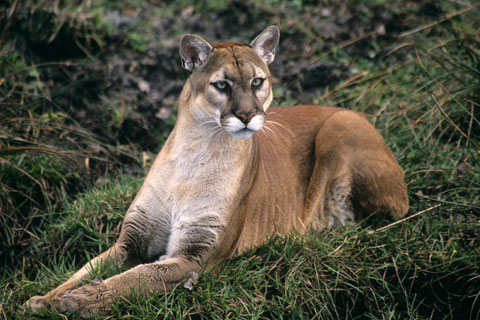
[221,114,264,140]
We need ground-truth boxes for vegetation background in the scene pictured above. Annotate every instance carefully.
[0,0,479,319]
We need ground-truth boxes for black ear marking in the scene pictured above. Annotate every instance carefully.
[179,34,213,72]
[249,26,280,66]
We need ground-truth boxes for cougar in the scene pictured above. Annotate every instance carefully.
[25,26,408,317]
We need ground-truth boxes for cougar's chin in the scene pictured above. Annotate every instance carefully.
[230,128,255,140]
[222,115,264,140]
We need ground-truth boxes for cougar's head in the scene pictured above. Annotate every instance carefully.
[179,26,280,140]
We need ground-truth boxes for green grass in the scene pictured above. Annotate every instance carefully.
[4,213,479,319]
[1,0,480,319]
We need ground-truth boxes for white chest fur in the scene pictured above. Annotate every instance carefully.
[156,131,247,210]
[130,123,251,259]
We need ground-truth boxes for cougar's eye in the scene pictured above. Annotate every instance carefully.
[252,78,264,87]
[212,81,228,91]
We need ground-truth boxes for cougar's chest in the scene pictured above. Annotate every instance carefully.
[147,136,247,219]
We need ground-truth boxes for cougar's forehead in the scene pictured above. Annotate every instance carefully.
[202,45,270,83]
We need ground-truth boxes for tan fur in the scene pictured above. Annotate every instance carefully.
[24,26,408,318]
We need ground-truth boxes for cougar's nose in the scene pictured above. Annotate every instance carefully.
[235,111,255,125]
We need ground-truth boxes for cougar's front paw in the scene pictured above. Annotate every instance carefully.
[60,280,113,318]
[23,295,47,313]
[23,293,62,313]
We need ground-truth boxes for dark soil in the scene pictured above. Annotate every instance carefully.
[1,0,440,151]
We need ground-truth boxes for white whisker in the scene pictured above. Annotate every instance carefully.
[202,124,223,135]
[262,123,279,144]
[266,120,294,137]
[206,126,224,140]
[267,111,281,117]
[262,124,275,136]
[199,120,220,128]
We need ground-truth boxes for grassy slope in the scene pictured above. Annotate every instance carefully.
[1,0,480,319]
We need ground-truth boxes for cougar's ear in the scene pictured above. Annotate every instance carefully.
[179,34,213,72]
[250,25,280,66]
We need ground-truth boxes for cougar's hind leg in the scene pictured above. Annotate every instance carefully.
[23,242,129,313]
[310,109,408,222]
[350,158,409,221]
[324,168,356,227]
[303,116,361,231]
[303,144,356,231]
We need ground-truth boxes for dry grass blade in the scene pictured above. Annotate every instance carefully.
[400,4,480,38]
[430,94,480,150]
[368,204,442,234]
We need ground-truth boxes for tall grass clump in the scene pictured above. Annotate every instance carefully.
[0,0,142,269]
